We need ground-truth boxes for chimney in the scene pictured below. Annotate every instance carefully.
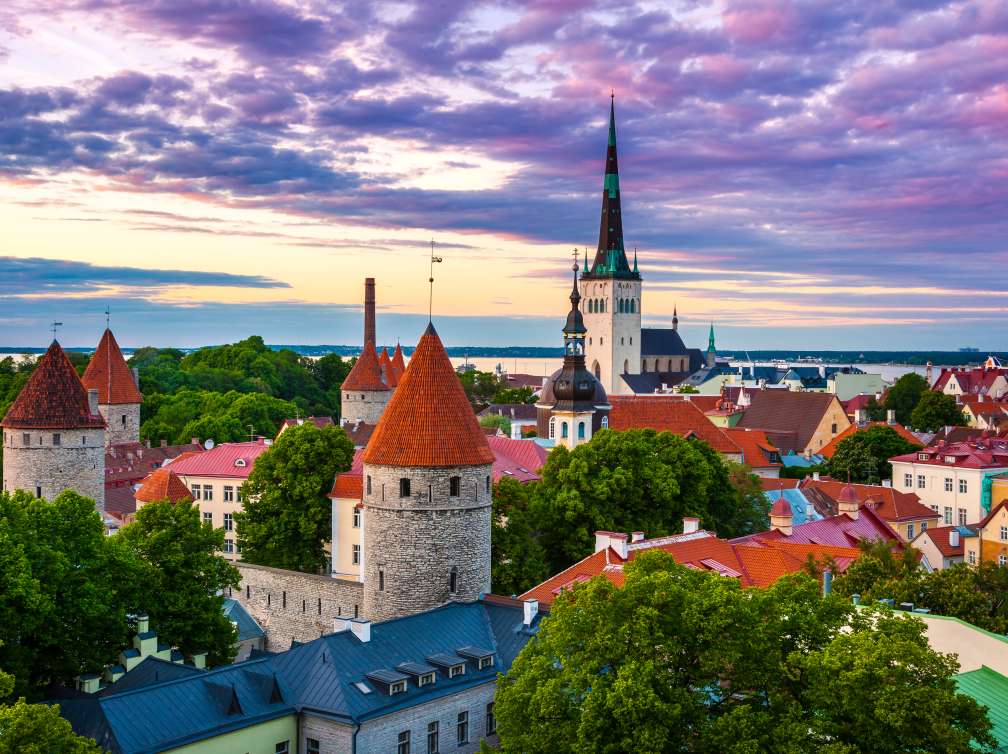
[523,599,538,626]
[511,423,521,440]
[349,618,371,643]
[364,278,376,346]
[631,531,645,543]
[854,408,867,425]
[87,388,99,416]
[682,517,700,535]
[882,479,892,488]
[822,570,832,596]
[594,531,628,559]
[132,367,140,388]
[333,617,351,633]
[190,651,207,670]
[949,529,960,548]
[192,437,199,446]
[887,409,896,425]
[136,614,149,634]
[812,471,820,481]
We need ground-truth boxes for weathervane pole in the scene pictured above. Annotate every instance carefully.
[429,239,442,323]
[51,321,62,341]
[105,306,110,329]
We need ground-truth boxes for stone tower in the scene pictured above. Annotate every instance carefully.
[340,279,391,426]
[581,96,642,396]
[1,340,106,506]
[81,329,142,446]
[361,322,495,622]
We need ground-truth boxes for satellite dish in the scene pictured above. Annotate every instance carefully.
[205,439,215,450]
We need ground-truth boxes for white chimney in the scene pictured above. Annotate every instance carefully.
[594,531,628,558]
[949,529,960,548]
[882,479,892,488]
[333,617,351,633]
[511,423,521,440]
[631,531,645,543]
[349,618,371,643]
[854,408,867,425]
[682,517,700,535]
[523,599,538,626]
[812,471,820,481]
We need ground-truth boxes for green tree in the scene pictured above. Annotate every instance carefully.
[826,425,921,484]
[458,370,504,411]
[494,551,995,753]
[491,386,536,404]
[831,539,922,604]
[479,413,511,436]
[236,423,353,573]
[119,500,240,666]
[911,391,967,432]
[884,372,929,424]
[864,395,887,421]
[179,414,246,445]
[0,697,101,754]
[490,478,549,596]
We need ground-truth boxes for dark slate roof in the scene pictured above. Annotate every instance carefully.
[60,599,539,754]
[640,328,688,356]
[223,598,265,643]
[98,657,202,696]
[620,371,690,394]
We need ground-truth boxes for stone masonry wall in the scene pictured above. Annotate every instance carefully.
[362,463,492,622]
[341,389,389,425]
[299,714,355,754]
[100,402,140,446]
[232,562,364,650]
[1,427,105,507]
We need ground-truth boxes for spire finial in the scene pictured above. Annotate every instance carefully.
[633,246,638,273]
[428,240,443,323]
[105,306,110,329]
[51,321,62,341]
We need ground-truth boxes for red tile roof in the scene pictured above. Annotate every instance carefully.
[104,441,203,487]
[608,396,741,455]
[135,468,193,503]
[362,323,494,468]
[770,497,791,517]
[2,341,106,429]
[330,473,363,499]
[486,435,549,483]
[736,390,849,452]
[341,341,389,392]
[818,422,922,459]
[890,439,1008,470]
[167,440,270,479]
[379,347,396,387]
[916,525,966,558]
[723,428,781,468]
[934,367,1008,395]
[104,485,138,521]
[759,477,799,491]
[799,478,939,523]
[391,344,406,384]
[81,329,143,405]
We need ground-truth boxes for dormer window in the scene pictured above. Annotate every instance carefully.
[235,458,247,467]
[365,669,410,696]
[945,455,955,464]
[426,653,467,678]
[419,672,435,686]
[918,453,928,461]
[390,680,406,695]
[449,664,465,678]
[478,656,494,670]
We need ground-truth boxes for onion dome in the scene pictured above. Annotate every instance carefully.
[2,341,105,429]
[363,323,494,468]
[342,341,390,392]
[135,468,192,503]
[82,328,143,405]
[838,481,860,505]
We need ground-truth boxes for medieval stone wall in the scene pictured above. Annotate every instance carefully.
[341,389,389,425]
[100,403,140,446]
[362,463,492,622]
[231,562,364,650]
[1,427,105,507]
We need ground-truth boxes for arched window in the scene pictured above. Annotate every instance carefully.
[588,299,594,313]
[601,415,609,429]
[449,567,458,594]
[601,299,606,313]
[593,361,600,378]
[623,359,629,374]
[630,299,636,313]
[549,416,556,439]
[561,422,569,439]
[618,299,624,313]
[577,421,586,439]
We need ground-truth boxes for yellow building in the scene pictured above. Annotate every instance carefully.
[962,500,1008,567]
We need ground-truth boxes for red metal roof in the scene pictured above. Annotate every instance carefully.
[890,439,1008,470]
[608,396,741,455]
[341,341,389,392]
[486,435,548,483]
[363,323,494,468]
[734,504,902,549]
[2,341,106,429]
[167,440,270,479]
[81,329,143,405]
[135,468,193,503]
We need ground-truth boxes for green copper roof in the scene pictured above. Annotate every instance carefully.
[956,666,1008,752]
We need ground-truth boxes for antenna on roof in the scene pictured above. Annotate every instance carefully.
[428,240,443,323]
[51,321,63,340]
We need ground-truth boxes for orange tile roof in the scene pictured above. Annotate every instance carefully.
[724,428,781,468]
[800,478,942,523]
[608,396,741,455]
[759,477,799,491]
[818,421,922,459]
[363,323,494,468]
[391,343,406,385]
[330,473,363,499]
[379,347,396,387]
[81,329,143,405]
[2,341,106,429]
[135,467,193,503]
[341,341,390,392]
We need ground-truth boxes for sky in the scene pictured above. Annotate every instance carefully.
[1,0,1006,351]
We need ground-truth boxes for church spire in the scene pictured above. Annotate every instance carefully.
[708,323,716,352]
[672,304,678,331]
[588,95,637,280]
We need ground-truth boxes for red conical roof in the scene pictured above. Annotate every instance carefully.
[135,468,192,503]
[342,341,390,392]
[2,341,106,429]
[363,323,494,467]
[82,329,143,405]
[838,481,860,504]
[379,347,396,387]
[391,343,406,383]
[770,498,792,517]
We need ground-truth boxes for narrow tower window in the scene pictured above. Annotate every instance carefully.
[449,476,461,497]
[379,570,385,591]
[578,422,586,440]
[399,478,411,497]
[366,475,371,495]
[449,567,458,594]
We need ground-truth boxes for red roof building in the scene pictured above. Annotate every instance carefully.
[486,435,549,483]
[608,396,742,458]
[723,428,782,474]
[135,468,193,504]
[167,440,270,479]
[2,341,105,430]
[391,344,406,384]
[81,329,143,406]
[104,440,204,489]
[735,390,851,455]
[759,477,800,492]
[733,502,903,549]
[362,323,494,468]
[799,477,941,541]
[890,439,1008,471]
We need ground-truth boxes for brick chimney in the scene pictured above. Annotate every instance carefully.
[364,277,376,346]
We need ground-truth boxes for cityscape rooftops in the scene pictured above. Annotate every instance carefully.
[134,468,192,504]
[608,396,741,455]
[799,478,938,523]
[890,439,1008,469]
[819,421,922,459]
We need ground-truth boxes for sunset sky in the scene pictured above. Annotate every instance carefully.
[1,0,1006,350]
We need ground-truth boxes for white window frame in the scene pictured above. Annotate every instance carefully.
[223,513,233,532]
[959,479,968,494]
[944,477,953,492]
[352,544,360,565]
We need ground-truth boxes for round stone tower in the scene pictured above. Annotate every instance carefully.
[81,328,142,446]
[1,340,106,506]
[341,340,391,425]
[361,322,495,622]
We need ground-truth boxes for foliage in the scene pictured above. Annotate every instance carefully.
[494,551,995,754]
[479,413,511,436]
[884,373,929,425]
[0,697,101,754]
[833,541,1008,633]
[457,369,506,411]
[864,395,887,421]
[118,500,240,666]
[236,423,354,573]
[825,425,921,484]
[911,391,967,432]
[491,386,536,404]
[490,478,549,597]
[779,462,827,480]
[675,384,699,394]
[139,388,298,446]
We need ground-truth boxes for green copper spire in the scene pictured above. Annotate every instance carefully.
[587,94,637,280]
[708,323,716,353]
[633,247,638,273]
[583,247,589,274]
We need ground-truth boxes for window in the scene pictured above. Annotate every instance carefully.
[577,421,586,440]
[204,485,213,501]
[419,672,435,686]
[944,507,953,525]
[1001,526,1008,542]
[478,656,494,670]
[35,486,42,499]
[121,414,126,426]
[191,484,201,500]
[223,485,234,502]
[548,416,556,439]
[202,511,212,524]
[918,452,929,461]
[945,477,953,492]
[350,543,360,565]
[959,508,967,526]
[353,508,361,528]
[427,721,439,754]
[457,711,469,745]
[449,567,457,594]
[390,680,406,695]
[224,539,234,554]
[931,504,939,512]
[399,478,411,497]
[959,479,968,494]
[486,702,496,735]
[486,475,490,494]
[906,523,915,540]
[1001,554,1008,568]
[968,550,976,565]
[223,513,233,531]
[379,570,385,590]
[276,742,289,754]
[561,421,569,439]
[306,739,320,754]
[601,415,608,429]
[831,423,837,434]
[398,730,410,754]
[52,433,60,446]
[449,476,460,497]
[366,475,372,495]
[921,521,928,531]
[449,664,465,679]
[917,475,926,489]
[22,433,29,446]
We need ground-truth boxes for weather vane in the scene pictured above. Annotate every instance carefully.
[51,321,63,340]
[429,239,443,322]
[105,306,110,328]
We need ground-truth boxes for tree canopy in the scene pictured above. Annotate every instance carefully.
[825,425,921,484]
[885,373,930,425]
[235,422,354,573]
[911,391,967,432]
[494,550,996,754]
